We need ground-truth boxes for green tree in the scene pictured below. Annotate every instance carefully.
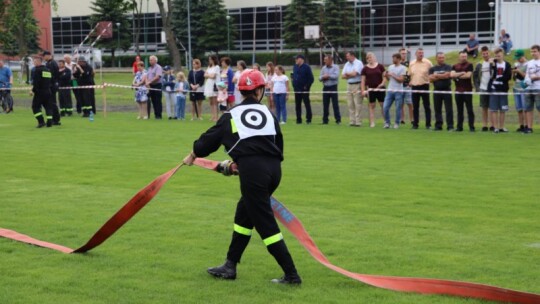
[89,0,134,67]
[198,0,235,55]
[156,0,183,70]
[0,0,42,57]
[282,0,321,57]
[322,0,356,52]
[171,0,205,60]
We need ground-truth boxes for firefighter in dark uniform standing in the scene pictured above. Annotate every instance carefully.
[72,56,95,117]
[43,51,61,125]
[183,69,302,285]
[30,56,53,128]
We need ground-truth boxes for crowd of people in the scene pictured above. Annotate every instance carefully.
[24,38,540,132]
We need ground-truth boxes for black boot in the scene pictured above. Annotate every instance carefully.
[207,259,237,280]
[270,272,302,285]
[46,120,53,128]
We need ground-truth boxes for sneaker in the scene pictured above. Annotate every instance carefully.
[456,128,463,132]
[137,116,142,120]
[280,121,286,125]
[412,125,419,130]
[447,128,455,132]
[482,127,489,132]
[433,127,443,131]
[500,128,509,133]
[426,126,432,130]
[489,126,495,131]
[270,273,302,285]
[383,123,390,129]
[336,122,341,125]
[393,123,399,129]
[469,127,476,132]
[523,128,533,134]
[370,122,375,128]
[143,116,148,120]
[516,126,524,132]
[207,260,237,280]
[493,128,500,133]
[36,122,46,128]
[400,120,405,125]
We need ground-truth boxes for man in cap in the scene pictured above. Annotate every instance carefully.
[72,56,95,117]
[43,51,61,125]
[30,56,53,128]
[292,54,314,124]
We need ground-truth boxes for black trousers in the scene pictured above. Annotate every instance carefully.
[147,84,163,119]
[73,87,82,113]
[455,93,475,129]
[322,85,341,124]
[433,91,454,130]
[80,88,94,115]
[48,87,61,123]
[32,93,52,124]
[294,92,312,124]
[226,156,297,275]
[411,84,431,127]
[59,87,73,115]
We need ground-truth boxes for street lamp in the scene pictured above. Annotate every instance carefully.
[370,9,375,48]
[488,2,495,48]
[116,22,121,67]
[226,15,231,55]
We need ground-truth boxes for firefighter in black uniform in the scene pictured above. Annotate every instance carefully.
[72,56,95,117]
[30,57,53,128]
[183,69,301,285]
[43,51,61,125]
[57,59,74,116]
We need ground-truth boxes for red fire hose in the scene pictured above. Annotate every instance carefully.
[0,159,538,303]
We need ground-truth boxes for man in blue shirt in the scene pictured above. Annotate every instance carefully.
[319,55,341,124]
[292,54,314,124]
[463,34,480,58]
[0,60,13,113]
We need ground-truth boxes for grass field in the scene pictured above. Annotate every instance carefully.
[0,108,539,304]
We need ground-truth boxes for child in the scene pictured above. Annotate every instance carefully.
[133,61,148,119]
[271,65,290,124]
[175,72,189,120]
[162,65,177,119]
[216,81,228,113]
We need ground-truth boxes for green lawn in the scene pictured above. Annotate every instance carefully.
[0,109,538,304]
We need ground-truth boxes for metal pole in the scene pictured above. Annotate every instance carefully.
[144,0,148,57]
[187,0,192,71]
[435,0,439,54]
[252,7,256,64]
[116,23,121,67]
[226,15,231,55]
[358,1,361,57]
[370,9,375,48]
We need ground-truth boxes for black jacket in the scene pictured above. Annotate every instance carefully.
[193,97,283,163]
[58,68,72,87]
[45,59,60,88]
[32,65,52,96]
[73,64,94,86]
[488,61,512,92]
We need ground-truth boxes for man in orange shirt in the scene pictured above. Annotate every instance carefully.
[409,48,433,129]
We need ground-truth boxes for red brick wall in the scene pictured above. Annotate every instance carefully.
[33,0,53,53]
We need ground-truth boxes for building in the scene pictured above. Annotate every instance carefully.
[50,0,540,63]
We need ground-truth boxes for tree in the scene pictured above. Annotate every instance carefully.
[282,0,321,57]
[322,0,356,53]
[0,0,42,57]
[156,0,182,70]
[171,0,206,60]
[89,0,134,67]
[131,0,144,56]
[198,0,233,55]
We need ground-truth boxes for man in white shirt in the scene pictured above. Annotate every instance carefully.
[524,44,540,134]
[342,51,364,126]
[382,53,406,129]
[473,46,493,131]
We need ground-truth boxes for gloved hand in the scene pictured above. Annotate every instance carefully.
[217,160,238,176]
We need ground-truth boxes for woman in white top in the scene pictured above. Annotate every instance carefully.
[270,65,290,124]
[232,60,246,105]
[204,55,221,121]
[265,62,276,114]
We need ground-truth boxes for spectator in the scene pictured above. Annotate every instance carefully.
[342,51,364,127]
[132,61,148,120]
[265,62,275,113]
[360,52,386,128]
[232,60,247,105]
[512,49,528,132]
[175,72,189,120]
[409,48,433,129]
[463,34,480,58]
[220,57,235,109]
[0,59,13,113]
[57,60,73,116]
[72,56,95,117]
[473,46,493,131]
[429,52,454,131]
[145,55,163,119]
[524,44,540,134]
[292,54,314,124]
[188,59,205,120]
[216,81,228,113]
[132,55,142,74]
[162,65,177,120]
[252,63,261,71]
[451,51,475,132]
[499,29,513,55]
[382,53,406,129]
[488,48,512,133]
[204,55,221,121]
[63,54,78,115]
[319,54,341,125]
[399,48,414,125]
[271,65,290,124]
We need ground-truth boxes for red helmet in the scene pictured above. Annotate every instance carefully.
[238,69,266,91]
